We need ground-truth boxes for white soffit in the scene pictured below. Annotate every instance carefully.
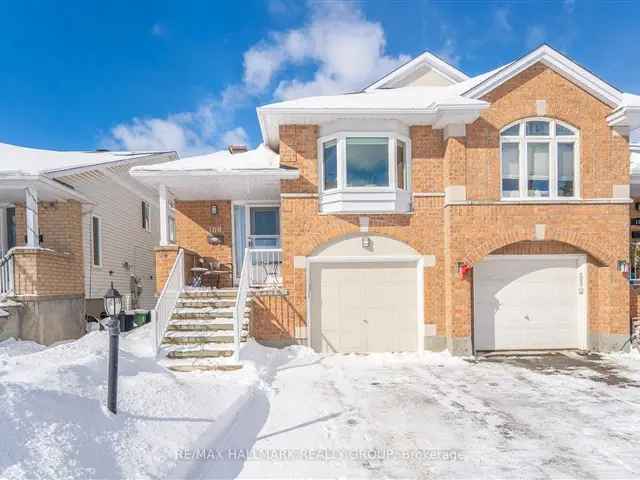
[463,44,623,108]
[364,51,469,92]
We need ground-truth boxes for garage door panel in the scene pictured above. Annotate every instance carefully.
[474,256,585,351]
[311,262,418,353]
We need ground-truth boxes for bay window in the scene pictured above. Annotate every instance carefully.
[500,118,579,200]
[318,132,411,213]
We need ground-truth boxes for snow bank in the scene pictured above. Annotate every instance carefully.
[0,326,279,480]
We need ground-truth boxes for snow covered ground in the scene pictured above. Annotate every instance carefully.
[2,328,640,479]
[0,326,283,480]
[180,348,640,479]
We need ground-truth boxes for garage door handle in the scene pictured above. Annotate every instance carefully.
[363,319,368,324]
[524,315,530,321]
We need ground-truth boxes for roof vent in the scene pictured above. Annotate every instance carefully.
[228,145,248,154]
[95,148,110,152]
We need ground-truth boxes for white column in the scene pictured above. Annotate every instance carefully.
[25,187,39,248]
[159,184,169,246]
[0,207,7,254]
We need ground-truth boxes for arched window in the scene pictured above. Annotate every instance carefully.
[500,118,579,199]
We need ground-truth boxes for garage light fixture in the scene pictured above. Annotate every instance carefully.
[211,204,218,216]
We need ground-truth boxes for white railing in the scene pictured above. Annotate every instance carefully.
[1,250,15,297]
[151,248,185,352]
[233,248,252,361]
[248,248,283,287]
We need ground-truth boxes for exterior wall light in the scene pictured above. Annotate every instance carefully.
[211,204,218,216]
[361,236,371,249]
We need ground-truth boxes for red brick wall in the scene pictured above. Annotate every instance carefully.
[13,201,84,297]
[466,62,629,200]
[173,200,234,287]
[259,61,632,349]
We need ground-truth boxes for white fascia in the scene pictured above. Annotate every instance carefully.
[364,51,470,92]
[607,106,640,133]
[0,173,95,204]
[463,45,623,108]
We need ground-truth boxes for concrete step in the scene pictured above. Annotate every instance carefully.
[167,364,243,372]
[180,289,238,299]
[172,307,249,320]
[167,319,248,332]
[162,331,248,345]
[165,344,235,359]
[176,299,236,309]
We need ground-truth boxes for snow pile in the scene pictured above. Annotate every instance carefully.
[0,327,279,480]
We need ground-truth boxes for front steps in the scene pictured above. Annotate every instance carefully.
[158,289,249,372]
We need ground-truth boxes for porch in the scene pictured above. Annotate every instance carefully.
[1,179,86,299]
[129,145,297,294]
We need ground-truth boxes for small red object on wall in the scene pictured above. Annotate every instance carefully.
[457,262,472,279]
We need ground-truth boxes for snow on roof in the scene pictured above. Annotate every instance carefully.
[0,141,173,176]
[131,144,280,173]
[260,69,500,113]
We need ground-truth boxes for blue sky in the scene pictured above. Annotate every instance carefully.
[0,0,638,155]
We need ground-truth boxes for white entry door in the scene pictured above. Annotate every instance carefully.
[473,255,587,351]
[310,261,418,353]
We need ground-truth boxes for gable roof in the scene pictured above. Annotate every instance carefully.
[463,44,623,108]
[131,144,283,173]
[0,141,176,178]
[364,51,469,91]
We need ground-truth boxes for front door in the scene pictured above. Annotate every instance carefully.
[233,205,280,283]
[248,206,280,248]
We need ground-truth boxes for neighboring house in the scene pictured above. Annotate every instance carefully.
[0,143,177,344]
[133,45,640,362]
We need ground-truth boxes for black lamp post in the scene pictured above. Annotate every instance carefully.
[104,282,123,414]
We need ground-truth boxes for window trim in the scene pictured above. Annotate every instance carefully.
[91,215,103,268]
[318,132,412,195]
[500,117,580,201]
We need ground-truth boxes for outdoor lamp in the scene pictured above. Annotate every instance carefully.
[104,281,123,317]
[103,281,122,414]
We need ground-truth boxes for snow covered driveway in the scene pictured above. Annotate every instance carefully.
[181,349,640,479]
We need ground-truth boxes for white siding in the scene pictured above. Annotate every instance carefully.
[62,168,160,311]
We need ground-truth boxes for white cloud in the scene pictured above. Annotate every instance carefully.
[494,8,512,32]
[243,1,409,99]
[221,127,249,147]
[106,1,409,154]
[106,101,223,156]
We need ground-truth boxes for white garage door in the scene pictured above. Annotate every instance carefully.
[474,255,587,351]
[310,261,418,353]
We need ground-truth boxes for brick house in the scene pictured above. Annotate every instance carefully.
[0,143,176,344]
[135,45,640,361]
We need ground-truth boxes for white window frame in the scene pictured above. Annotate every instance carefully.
[318,132,412,194]
[91,215,103,268]
[141,200,151,232]
[500,117,580,200]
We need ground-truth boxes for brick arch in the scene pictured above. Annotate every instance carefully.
[462,226,616,267]
[308,231,420,258]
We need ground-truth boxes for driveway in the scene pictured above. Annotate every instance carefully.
[181,349,640,479]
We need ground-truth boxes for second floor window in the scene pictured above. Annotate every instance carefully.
[319,133,411,192]
[500,119,579,200]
